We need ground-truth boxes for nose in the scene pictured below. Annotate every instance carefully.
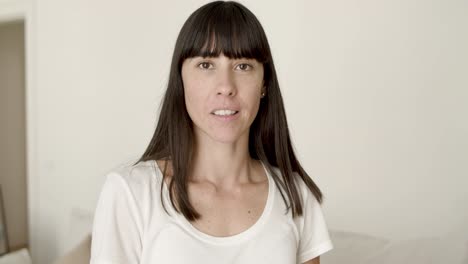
[216,68,237,97]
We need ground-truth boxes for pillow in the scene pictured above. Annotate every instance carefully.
[0,249,32,264]
[321,230,390,264]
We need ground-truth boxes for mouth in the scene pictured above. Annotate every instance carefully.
[210,109,240,121]
[210,109,239,116]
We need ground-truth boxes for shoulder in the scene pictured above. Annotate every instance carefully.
[105,159,159,187]
[296,174,320,206]
[95,160,165,223]
[100,159,162,204]
[268,166,316,205]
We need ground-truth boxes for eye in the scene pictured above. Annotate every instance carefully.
[236,63,252,71]
[198,62,213,70]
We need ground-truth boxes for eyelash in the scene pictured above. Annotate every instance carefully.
[197,62,253,71]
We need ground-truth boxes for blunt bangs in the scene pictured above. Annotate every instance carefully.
[177,1,270,65]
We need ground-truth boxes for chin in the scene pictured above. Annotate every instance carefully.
[192,121,250,145]
[197,127,248,145]
[209,133,244,144]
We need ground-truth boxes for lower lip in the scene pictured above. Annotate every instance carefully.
[211,112,240,121]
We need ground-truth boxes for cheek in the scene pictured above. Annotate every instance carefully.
[184,80,208,119]
[237,86,262,122]
[182,65,198,111]
[240,77,263,105]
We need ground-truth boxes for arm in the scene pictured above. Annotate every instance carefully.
[303,256,320,264]
[295,176,333,263]
[90,172,143,263]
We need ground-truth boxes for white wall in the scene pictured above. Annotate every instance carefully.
[293,0,468,239]
[0,0,27,22]
[27,0,468,263]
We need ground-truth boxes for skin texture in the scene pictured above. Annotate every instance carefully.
[182,53,264,145]
[180,54,321,262]
[179,53,269,235]
[181,53,265,186]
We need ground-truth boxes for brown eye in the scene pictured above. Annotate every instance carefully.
[198,62,213,69]
[236,63,252,71]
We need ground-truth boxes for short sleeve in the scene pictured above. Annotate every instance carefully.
[90,172,144,264]
[296,183,333,263]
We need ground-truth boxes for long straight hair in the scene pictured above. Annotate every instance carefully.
[137,1,323,221]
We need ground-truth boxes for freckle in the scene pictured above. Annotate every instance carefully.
[248,210,251,214]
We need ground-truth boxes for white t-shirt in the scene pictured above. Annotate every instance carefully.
[90,160,333,264]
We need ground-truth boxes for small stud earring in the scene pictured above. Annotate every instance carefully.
[261,92,266,98]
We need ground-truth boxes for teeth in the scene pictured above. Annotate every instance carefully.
[213,110,237,116]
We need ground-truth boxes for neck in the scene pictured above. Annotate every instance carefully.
[190,131,256,188]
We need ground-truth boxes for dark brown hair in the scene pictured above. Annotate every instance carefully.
[137,1,323,221]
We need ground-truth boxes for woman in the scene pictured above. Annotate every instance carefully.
[91,1,333,263]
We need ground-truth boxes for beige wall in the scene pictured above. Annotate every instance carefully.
[0,20,28,251]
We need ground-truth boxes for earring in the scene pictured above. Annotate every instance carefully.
[261,92,266,98]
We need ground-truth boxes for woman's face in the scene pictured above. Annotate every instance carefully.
[181,53,264,144]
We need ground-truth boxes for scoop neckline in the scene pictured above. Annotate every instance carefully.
[151,159,274,245]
